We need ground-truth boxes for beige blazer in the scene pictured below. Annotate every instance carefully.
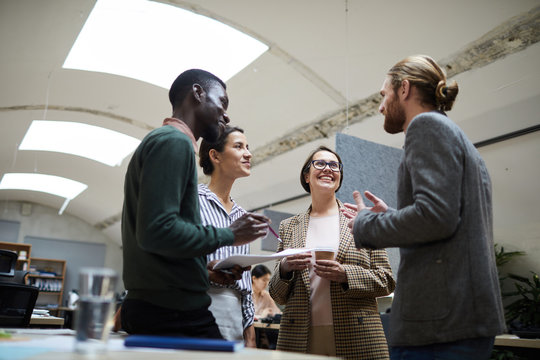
[269,201,396,360]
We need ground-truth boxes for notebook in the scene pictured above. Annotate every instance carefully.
[124,335,244,352]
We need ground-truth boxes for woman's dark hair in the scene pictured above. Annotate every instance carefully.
[252,264,272,278]
[168,69,226,110]
[300,145,344,193]
[199,126,244,175]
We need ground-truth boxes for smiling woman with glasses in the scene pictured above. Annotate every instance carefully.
[268,145,396,359]
[308,159,343,172]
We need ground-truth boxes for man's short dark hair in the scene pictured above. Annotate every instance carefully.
[168,69,226,109]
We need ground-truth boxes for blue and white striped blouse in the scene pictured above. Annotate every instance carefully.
[198,183,254,330]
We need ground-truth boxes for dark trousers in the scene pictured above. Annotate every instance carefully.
[390,336,495,360]
[121,298,223,339]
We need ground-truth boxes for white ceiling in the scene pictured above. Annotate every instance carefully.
[1,0,539,248]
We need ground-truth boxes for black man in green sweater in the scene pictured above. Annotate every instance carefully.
[120,69,269,338]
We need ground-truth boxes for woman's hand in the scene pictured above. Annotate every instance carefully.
[313,260,347,283]
[280,252,312,277]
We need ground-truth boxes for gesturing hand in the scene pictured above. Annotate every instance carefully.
[341,190,388,230]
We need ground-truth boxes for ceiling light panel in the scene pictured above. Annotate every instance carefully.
[19,120,140,166]
[63,0,268,88]
[0,173,88,200]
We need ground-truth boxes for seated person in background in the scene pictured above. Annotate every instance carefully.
[199,125,256,347]
[251,264,281,319]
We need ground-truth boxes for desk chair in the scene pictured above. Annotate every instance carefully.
[0,282,39,327]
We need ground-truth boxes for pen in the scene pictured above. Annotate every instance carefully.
[267,226,283,243]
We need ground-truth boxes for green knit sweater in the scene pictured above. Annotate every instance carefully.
[121,125,234,311]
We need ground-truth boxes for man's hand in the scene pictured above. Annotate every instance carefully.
[341,190,388,230]
[229,213,270,246]
[207,260,249,285]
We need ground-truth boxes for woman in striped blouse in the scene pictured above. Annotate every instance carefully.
[198,125,256,347]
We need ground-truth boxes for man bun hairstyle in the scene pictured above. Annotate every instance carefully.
[300,145,344,194]
[388,55,459,112]
[199,126,244,175]
[168,69,226,110]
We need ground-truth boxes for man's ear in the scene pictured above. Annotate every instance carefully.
[192,84,205,103]
[400,79,411,100]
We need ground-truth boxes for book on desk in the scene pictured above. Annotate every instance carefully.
[125,335,244,352]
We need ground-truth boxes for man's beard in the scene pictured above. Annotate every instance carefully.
[383,96,406,134]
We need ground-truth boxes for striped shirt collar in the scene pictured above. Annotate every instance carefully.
[198,183,241,217]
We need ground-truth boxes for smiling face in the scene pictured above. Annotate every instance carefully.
[212,131,252,179]
[304,150,341,194]
[197,82,230,143]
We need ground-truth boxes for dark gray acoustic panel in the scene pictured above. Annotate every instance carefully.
[261,209,293,252]
[0,219,20,243]
[24,236,106,306]
[335,132,403,279]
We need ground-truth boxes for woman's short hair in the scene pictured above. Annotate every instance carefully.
[299,145,344,193]
[387,55,458,112]
[199,126,244,175]
[252,264,272,278]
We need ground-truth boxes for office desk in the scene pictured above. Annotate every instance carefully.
[495,334,540,349]
[29,315,65,327]
[0,330,339,360]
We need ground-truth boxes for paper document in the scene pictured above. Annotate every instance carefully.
[213,248,313,270]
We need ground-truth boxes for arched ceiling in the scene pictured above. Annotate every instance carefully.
[1,0,539,247]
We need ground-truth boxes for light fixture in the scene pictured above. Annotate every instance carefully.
[63,0,268,88]
[0,173,88,215]
[19,120,140,166]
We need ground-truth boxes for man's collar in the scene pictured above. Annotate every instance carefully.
[162,117,198,153]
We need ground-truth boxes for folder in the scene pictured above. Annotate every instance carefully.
[124,335,244,352]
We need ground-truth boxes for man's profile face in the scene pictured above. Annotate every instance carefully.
[379,76,406,134]
[197,82,230,143]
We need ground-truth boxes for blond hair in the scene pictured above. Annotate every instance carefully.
[388,55,458,112]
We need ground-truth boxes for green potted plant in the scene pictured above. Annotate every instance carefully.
[503,271,540,338]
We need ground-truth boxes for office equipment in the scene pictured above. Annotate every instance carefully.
[0,241,32,271]
[0,249,17,277]
[0,282,39,327]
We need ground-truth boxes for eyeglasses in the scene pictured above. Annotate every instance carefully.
[309,160,342,172]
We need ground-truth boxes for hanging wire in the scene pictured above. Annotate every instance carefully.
[344,0,350,132]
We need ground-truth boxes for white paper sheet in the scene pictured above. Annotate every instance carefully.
[213,248,314,270]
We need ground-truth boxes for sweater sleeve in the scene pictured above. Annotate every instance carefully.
[135,132,234,258]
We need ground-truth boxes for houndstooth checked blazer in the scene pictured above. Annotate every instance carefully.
[268,200,396,360]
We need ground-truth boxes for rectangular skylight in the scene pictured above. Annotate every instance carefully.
[63,0,268,88]
[0,173,88,200]
[19,120,140,166]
